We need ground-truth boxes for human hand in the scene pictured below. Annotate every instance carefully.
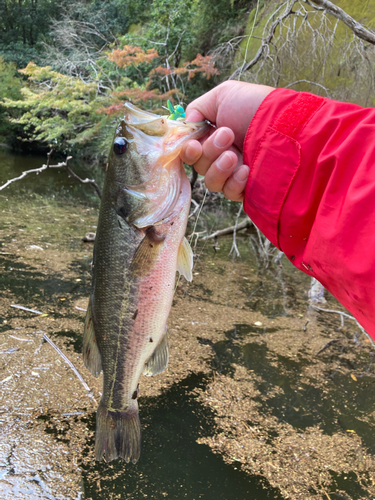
[181,81,274,201]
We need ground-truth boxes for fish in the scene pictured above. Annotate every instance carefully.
[83,102,209,463]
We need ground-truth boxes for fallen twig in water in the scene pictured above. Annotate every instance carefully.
[75,306,87,312]
[42,334,97,404]
[11,304,44,315]
[9,335,33,342]
[310,304,375,347]
[316,339,340,355]
[0,347,19,354]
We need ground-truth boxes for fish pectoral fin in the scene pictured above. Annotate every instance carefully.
[83,296,102,378]
[130,226,165,278]
[177,236,193,282]
[143,327,169,376]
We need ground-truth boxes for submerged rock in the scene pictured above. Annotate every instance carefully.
[82,232,96,242]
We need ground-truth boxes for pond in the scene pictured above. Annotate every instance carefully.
[0,146,374,499]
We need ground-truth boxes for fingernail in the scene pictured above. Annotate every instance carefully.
[234,165,249,182]
[216,152,234,171]
[185,144,197,162]
[213,128,232,148]
[186,110,204,122]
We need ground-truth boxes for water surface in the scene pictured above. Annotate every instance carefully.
[1,147,374,499]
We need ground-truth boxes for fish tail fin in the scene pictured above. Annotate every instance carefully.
[95,400,141,463]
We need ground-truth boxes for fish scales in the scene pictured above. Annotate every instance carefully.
[82,103,209,463]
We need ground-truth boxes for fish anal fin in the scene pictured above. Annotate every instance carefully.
[177,236,193,282]
[143,327,169,376]
[95,400,141,463]
[83,296,102,378]
[130,226,165,278]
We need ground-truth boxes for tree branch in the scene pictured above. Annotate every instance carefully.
[284,79,331,97]
[201,218,253,240]
[62,160,102,199]
[310,304,375,347]
[309,0,375,45]
[229,205,243,258]
[230,0,296,80]
[0,150,102,198]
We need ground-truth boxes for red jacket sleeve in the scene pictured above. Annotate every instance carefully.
[243,88,375,340]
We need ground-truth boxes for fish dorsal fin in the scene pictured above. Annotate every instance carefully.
[130,227,165,279]
[177,236,193,282]
[143,328,169,376]
[83,296,102,378]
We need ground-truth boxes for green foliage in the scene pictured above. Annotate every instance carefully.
[190,0,251,61]
[2,62,111,153]
[0,58,22,140]
[0,0,60,67]
[0,0,240,153]
[1,42,216,156]
[4,0,375,157]
[0,58,22,100]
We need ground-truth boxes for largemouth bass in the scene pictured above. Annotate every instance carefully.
[83,103,209,463]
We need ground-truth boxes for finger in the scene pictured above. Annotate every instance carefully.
[194,127,235,176]
[204,151,238,192]
[185,109,206,123]
[185,87,219,124]
[180,140,202,166]
[222,165,250,202]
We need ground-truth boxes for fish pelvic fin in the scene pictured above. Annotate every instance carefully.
[130,226,165,279]
[143,327,169,376]
[95,400,141,463]
[83,296,102,377]
[177,236,193,282]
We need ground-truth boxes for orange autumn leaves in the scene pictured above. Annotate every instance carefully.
[102,45,218,116]
[108,45,159,68]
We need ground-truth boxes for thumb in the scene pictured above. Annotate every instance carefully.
[185,87,219,124]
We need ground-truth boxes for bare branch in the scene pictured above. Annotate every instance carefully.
[284,79,331,97]
[310,304,375,346]
[0,149,54,192]
[309,0,375,45]
[230,0,296,80]
[62,160,102,199]
[0,150,102,198]
[189,199,200,219]
[229,205,243,258]
[228,0,375,107]
[202,218,253,240]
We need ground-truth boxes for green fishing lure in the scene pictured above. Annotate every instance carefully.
[167,100,186,121]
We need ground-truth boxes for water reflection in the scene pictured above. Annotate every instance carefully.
[81,374,285,500]
[0,145,102,202]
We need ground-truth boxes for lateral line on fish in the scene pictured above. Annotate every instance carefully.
[107,272,133,411]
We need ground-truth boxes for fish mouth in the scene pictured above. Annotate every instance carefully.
[118,103,210,228]
[123,102,210,155]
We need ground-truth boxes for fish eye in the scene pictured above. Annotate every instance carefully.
[113,137,128,155]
